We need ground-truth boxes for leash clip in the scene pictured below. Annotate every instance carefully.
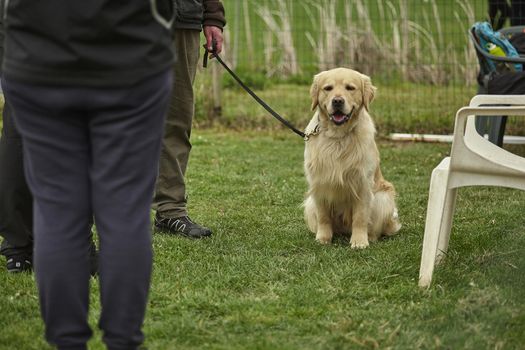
[303,124,320,142]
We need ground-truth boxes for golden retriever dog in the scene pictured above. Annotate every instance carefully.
[303,68,401,248]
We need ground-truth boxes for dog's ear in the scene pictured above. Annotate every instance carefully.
[361,74,377,111]
[310,74,320,111]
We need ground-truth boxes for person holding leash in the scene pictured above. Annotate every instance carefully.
[2,0,174,348]
[154,0,226,238]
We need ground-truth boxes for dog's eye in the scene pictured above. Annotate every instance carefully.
[323,86,333,91]
[345,85,356,91]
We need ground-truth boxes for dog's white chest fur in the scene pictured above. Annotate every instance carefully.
[304,112,378,195]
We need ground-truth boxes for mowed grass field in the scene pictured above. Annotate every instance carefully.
[1,129,524,349]
[1,1,525,346]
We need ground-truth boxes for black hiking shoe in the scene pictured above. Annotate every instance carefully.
[3,243,97,275]
[154,214,212,239]
[6,255,32,273]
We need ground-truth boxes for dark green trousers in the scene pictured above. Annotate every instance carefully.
[154,29,201,218]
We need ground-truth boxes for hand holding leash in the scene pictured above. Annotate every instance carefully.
[202,39,218,68]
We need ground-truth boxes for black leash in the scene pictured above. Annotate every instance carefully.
[203,46,306,139]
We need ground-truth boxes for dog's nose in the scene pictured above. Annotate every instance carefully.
[332,97,345,109]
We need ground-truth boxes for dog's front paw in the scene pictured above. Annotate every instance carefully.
[350,237,369,249]
[315,233,332,244]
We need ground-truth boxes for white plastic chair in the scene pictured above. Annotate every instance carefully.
[419,95,525,288]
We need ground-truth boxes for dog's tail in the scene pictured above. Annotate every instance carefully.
[370,181,402,238]
[303,196,318,233]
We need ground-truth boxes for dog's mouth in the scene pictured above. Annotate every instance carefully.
[329,107,355,126]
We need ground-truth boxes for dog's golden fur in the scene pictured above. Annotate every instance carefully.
[303,68,401,248]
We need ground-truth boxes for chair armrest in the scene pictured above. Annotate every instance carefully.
[453,105,525,143]
[470,94,525,106]
[450,106,525,178]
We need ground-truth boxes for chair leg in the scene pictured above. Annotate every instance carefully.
[435,188,457,265]
[419,160,454,288]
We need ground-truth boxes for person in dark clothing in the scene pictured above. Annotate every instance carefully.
[488,0,525,28]
[2,1,174,349]
[0,0,98,274]
[153,0,225,238]
[511,0,525,25]
[0,0,33,273]
[489,0,511,30]
[0,101,33,272]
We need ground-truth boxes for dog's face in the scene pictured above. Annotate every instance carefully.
[310,68,376,127]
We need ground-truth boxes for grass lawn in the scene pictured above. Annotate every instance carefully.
[1,130,524,349]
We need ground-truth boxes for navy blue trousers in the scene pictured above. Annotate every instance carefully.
[2,70,172,350]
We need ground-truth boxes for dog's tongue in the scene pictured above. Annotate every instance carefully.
[332,113,346,123]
